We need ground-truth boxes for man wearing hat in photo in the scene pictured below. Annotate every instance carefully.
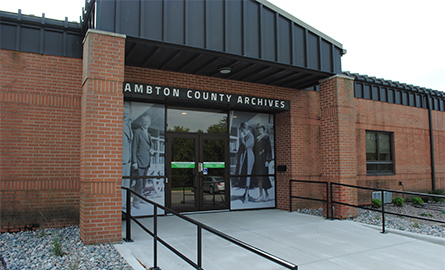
[131,114,154,208]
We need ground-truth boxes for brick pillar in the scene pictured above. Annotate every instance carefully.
[80,30,126,244]
[319,75,357,218]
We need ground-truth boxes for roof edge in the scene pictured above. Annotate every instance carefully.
[256,0,344,49]
[344,71,445,98]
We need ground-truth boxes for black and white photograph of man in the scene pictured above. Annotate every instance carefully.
[122,101,165,216]
[230,111,275,210]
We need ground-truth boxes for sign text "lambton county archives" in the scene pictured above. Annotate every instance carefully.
[123,82,290,112]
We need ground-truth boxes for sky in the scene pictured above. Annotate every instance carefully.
[2,0,444,92]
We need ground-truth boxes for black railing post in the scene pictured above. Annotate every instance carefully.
[197,226,202,268]
[325,182,329,219]
[152,206,160,270]
[330,182,334,220]
[124,187,133,242]
[289,180,292,212]
[381,190,386,234]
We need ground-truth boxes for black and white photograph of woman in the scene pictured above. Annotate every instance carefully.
[230,111,275,210]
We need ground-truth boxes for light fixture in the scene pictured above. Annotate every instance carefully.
[219,67,232,74]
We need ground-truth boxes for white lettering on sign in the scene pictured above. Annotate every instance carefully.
[123,82,290,111]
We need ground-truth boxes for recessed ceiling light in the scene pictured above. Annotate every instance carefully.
[181,112,187,115]
[219,67,232,74]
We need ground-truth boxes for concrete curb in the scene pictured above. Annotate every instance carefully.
[361,223,445,246]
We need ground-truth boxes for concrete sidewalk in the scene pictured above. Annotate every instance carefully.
[114,209,445,270]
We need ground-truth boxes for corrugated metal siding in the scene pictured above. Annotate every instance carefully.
[346,72,445,112]
[95,0,343,75]
[0,11,83,58]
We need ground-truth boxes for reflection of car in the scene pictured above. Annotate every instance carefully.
[203,176,225,194]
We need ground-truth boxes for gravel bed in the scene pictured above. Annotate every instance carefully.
[0,226,133,270]
[295,203,445,238]
[2,205,444,269]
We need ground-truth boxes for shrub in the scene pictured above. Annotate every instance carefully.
[371,199,382,208]
[52,237,65,257]
[392,197,404,207]
[409,197,424,205]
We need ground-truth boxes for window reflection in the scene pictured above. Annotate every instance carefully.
[167,108,227,134]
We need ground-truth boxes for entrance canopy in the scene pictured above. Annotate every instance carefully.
[94,0,345,89]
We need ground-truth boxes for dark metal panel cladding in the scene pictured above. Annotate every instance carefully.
[142,0,163,40]
[226,0,243,55]
[320,39,332,72]
[20,26,40,52]
[206,0,224,51]
[186,0,205,47]
[119,0,140,37]
[307,32,319,70]
[0,23,16,50]
[96,0,117,32]
[277,14,291,65]
[43,30,63,56]
[292,24,306,67]
[261,7,276,62]
[165,0,185,44]
[243,0,260,58]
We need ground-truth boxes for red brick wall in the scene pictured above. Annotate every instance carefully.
[80,30,126,244]
[355,98,445,203]
[319,75,357,218]
[0,49,82,232]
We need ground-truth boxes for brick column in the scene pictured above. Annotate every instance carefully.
[80,30,126,244]
[319,75,357,218]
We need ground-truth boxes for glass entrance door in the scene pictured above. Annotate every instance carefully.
[167,133,228,212]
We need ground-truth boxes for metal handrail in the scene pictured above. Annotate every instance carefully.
[289,180,330,218]
[330,182,445,233]
[122,187,298,270]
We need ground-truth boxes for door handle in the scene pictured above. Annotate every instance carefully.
[198,162,203,172]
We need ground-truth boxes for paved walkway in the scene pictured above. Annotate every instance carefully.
[114,209,445,270]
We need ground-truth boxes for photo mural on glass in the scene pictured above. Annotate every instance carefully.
[122,101,165,216]
[229,111,275,210]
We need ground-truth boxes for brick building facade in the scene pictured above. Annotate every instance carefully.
[1,1,444,244]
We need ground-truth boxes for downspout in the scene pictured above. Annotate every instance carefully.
[426,94,436,191]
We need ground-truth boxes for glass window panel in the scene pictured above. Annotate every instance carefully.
[367,164,378,172]
[380,164,394,173]
[366,132,376,156]
[167,108,227,133]
[378,133,390,160]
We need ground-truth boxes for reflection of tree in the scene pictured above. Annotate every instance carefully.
[207,117,227,134]
[168,126,190,132]
[172,136,194,188]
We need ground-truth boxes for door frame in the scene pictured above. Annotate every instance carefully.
[165,132,230,212]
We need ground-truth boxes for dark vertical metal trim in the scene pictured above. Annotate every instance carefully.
[139,0,144,37]
[184,0,189,44]
[258,3,263,59]
[15,10,22,51]
[427,95,436,190]
[204,0,208,48]
[290,22,295,65]
[224,0,228,52]
[162,0,166,41]
[39,14,45,54]
[318,37,322,70]
[304,29,308,68]
[63,17,68,56]
[330,44,335,73]
[241,0,245,56]
[115,0,120,33]
[275,13,279,62]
